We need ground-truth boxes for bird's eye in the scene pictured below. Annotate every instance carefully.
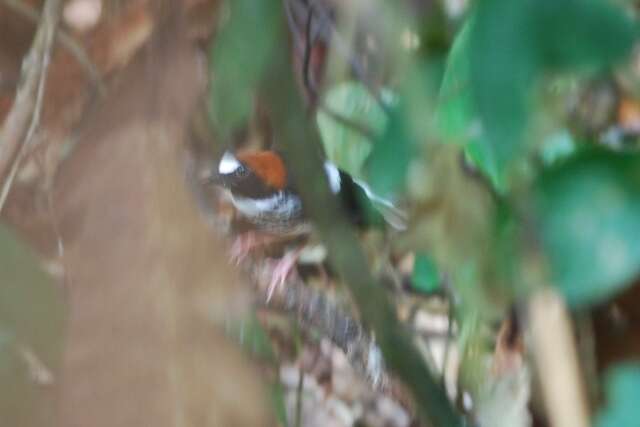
[235,165,249,177]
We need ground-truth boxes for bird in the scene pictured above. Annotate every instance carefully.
[211,149,406,299]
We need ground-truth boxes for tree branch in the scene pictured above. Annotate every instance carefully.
[0,0,62,213]
[259,8,463,427]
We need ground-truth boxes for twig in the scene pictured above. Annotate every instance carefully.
[0,0,62,213]
[529,289,590,427]
[2,0,105,95]
[302,4,317,101]
[294,366,304,427]
[285,0,390,114]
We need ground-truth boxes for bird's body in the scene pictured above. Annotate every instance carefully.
[216,150,306,233]
[227,190,307,234]
[213,149,405,300]
[215,150,405,234]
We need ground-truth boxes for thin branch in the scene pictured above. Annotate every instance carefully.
[0,0,62,213]
[2,0,105,95]
[286,0,390,114]
[315,3,391,114]
[302,4,317,101]
[294,366,304,427]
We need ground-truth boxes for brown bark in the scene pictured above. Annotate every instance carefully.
[3,2,273,426]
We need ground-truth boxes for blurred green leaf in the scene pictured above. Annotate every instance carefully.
[411,253,440,293]
[435,19,507,192]
[0,225,65,426]
[469,0,540,188]
[225,314,287,424]
[533,0,637,71]
[0,330,33,427]
[0,226,65,360]
[209,0,281,139]
[465,139,503,191]
[534,150,640,306]
[436,20,474,145]
[597,363,640,427]
[317,82,394,179]
[366,105,414,197]
[269,381,288,427]
[437,0,636,192]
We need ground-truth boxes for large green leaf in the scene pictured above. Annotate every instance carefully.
[534,151,640,306]
[208,0,281,139]
[468,0,535,190]
[597,363,640,427]
[533,0,638,71]
[436,19,505,191]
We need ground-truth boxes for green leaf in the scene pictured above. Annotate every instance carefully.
[269,381,289,427]
[533,0,637,71]
[225,313,290,425]
[435,19,508,192]
[465,139,504,192]
[208,0,281,139]
[534,150,640,306]
[469,0,538,184]
[436,20,474,145]
[597,363,640,427]
[317,82,393,179]
[365,104,413,197]
[411,253,440,293]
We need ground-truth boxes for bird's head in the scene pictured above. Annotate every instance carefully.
[213,150,288,197]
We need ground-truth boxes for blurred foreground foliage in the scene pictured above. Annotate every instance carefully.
[597,363,640,427]
[0,226,65,426]
[208,0,640,425]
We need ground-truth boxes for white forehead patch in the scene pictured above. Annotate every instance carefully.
[218,151,241,174]
[323,162,341,193]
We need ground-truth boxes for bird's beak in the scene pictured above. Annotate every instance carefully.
[200,169,221,185]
